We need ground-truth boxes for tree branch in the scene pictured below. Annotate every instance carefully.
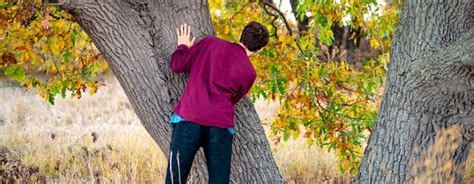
[404,28,474,113]
[452,28,474,67]
[54,0,84,11]
[259,0,304,54]
[437,28,473,67]
[260,1,293,36]
[260,1,282,39]
[410,28,474,72]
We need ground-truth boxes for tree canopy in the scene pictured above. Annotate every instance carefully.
[210,0,400,172]
[0,0,400,172]
[0,0,108,104]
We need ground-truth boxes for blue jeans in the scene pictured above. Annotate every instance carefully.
[165,121,233,184]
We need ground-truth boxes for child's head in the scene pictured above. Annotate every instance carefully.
[239,22,269,53]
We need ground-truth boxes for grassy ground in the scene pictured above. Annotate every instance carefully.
[0,77,343,183]
[0,77,472,183]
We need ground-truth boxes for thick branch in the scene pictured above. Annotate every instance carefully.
[411,28,474,72]
[55,1,285,183]
[452,28,474,67]
[54,0,80,10]
[404,28,474,136]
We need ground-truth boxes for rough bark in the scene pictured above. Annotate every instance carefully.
[59,0,284,183]
[355,0,473,183]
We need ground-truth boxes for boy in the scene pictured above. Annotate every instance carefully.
[166,22,269,184]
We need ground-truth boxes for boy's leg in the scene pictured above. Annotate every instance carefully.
[202,126,233,184]
[165,121,202,184]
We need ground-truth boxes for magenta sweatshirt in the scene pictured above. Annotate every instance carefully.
[170,36,257,128]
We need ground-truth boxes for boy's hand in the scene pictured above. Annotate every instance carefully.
[176,24,196,48]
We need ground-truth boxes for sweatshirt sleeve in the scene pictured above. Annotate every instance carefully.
[170,37,208,73]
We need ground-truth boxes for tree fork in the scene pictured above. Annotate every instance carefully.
[58,0,284,183]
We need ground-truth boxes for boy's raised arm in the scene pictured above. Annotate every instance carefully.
[170,24,198,73]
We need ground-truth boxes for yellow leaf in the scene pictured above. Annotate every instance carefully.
[370,38,380,48]
[59,65,66,71]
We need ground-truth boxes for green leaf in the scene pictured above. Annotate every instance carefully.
[48,93,55,105]
[5,65,25,81]
[327,89,333,97]
[5,65,17,76]
[71,29,78,43]
[282,129,290,141]
[61,81,68,99]
[268,50,275,59]
[63,50,73,63]
[15,67,25,81]
[51,85,59,95]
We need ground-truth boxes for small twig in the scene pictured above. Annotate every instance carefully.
[261,1,294,37]
[261,4,280,39]
[260,0,304,54]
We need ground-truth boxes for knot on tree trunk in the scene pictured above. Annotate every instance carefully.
[402,29,474,115]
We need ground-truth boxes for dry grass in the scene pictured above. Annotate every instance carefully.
[0,77,167,183]
[1,77,473,183]
[1,77,342,183]
[1,124,166,183]
[411,125,474,184]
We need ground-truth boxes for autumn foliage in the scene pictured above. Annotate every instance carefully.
[0,0,108,104]
[211,0,399,172]
[1,0,400,172]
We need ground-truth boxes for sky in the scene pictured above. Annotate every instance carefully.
[275,0,297,23]
[275,0,387,26]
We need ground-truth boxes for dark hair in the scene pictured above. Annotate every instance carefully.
[239,22,269,52]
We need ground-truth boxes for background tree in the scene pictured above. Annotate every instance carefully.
[355,0,473,183]
[60,0,286,183]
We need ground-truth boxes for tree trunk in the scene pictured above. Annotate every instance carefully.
[355,0,473,183]
[59,0,284,183]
